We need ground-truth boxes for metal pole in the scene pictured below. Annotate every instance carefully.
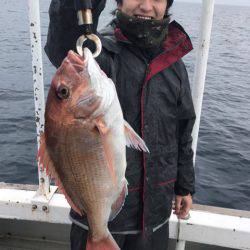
[175,1,215,249]
[191,0,215,164]
[28,0,50,197]
[175,240,186,250]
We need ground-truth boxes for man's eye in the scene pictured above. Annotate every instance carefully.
[56,85,70,100]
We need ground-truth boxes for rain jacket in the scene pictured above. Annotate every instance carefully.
[45,0,196,236]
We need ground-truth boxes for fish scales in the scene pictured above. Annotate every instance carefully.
[53,126,114,212]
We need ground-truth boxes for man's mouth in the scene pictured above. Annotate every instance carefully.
[135,15,153,20]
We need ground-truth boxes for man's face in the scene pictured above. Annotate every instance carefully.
[118,0,168,20]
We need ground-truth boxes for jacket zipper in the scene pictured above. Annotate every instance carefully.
[141,63,150,235]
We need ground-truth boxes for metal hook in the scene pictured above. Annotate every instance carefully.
[76,34,102,58]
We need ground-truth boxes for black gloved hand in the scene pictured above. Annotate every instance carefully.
[92,0,107,32]
[45,0,106,67]
[73,0,107,32]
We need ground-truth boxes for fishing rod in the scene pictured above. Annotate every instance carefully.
[74,0,102,57]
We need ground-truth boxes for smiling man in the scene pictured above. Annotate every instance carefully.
[45,0,196,249]
[118,0,167,19]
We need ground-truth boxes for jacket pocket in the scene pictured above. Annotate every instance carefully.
[147,145,178,185]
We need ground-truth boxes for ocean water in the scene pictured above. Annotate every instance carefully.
[0,0,249,210]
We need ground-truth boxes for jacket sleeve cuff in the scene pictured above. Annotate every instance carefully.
[174,184,195,196]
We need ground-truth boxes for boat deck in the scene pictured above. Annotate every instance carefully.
[0,219,234,250]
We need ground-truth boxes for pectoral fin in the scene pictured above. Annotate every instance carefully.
[94,118,117,186]
[37,133,83,216]
[124,121,149,153]
[94,117,109,135]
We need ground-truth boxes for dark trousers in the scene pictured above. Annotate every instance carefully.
[70,222,169,250]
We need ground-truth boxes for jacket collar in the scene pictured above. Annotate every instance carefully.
[114,20,192,56]
[99,20,193,81]
[114,20,193,82]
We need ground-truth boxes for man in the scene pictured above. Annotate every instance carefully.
[45,0,196,249]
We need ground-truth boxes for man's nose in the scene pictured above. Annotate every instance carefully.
[139,0,153,12]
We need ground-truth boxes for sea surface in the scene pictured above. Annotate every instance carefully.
[0,0,249,210]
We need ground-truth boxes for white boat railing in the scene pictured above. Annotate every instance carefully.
[1,185,250,249]
[191,0,215,163]
[1,0,250,250]
[28,0,50,197]
[177,0,215,249]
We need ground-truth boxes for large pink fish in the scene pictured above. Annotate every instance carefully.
[38,49,148,250]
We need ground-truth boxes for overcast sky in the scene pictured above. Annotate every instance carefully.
[176,0,250,6]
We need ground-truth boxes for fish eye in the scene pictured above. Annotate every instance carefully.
[56,85,70,100]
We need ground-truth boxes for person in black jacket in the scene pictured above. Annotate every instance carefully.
[45,0,196,249]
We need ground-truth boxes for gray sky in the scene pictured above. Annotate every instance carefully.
[176,0,250,6]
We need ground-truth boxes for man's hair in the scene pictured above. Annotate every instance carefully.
[115,0,174,8]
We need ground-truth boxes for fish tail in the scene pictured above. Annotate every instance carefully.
[86,232,120,250]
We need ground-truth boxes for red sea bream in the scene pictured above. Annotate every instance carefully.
[38,49,148,250]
